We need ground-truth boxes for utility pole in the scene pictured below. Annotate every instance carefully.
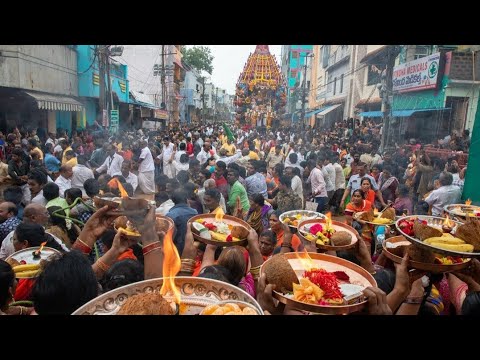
[106,46,114,112]
[161,45,166,109]
[98,46,106,127]
[200,76,206,124]
[380,46,399,152]
[300,53,313,130]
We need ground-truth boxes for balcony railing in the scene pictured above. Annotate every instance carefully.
[326,46,350,69]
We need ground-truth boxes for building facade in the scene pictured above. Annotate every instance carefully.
[76,45,129,132]
[281,45,313,115]
[360,45,480,146]
[0,45,83,136]
[307,45,354,128]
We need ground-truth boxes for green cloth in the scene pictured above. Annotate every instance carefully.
[46,197,70,217]
[228,181,250,212]
[222,123,235,142]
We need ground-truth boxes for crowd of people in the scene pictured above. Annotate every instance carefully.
[0,119,477,316]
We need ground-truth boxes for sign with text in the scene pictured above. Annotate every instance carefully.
[110,109,119,124]
[110,109,119,135]
[392,52,441,93]
[154,109,169,120]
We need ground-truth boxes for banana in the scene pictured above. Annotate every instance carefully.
[208,231,239,242]
[15,269,40,278]
[429,242,474,252]
[13,263,40,273]
[424,237,465,245]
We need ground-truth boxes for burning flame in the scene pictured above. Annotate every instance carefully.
[443,214,453,227]
[107,178,129,198]
[325,212,332,231]
[36,241,47,255]
[294,250,315,271]
[466,199,472,206]
[214,206,225,222]
[160,231,181,304]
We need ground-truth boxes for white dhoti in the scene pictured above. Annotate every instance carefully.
[138,171,155,194]
[163,161,175,179]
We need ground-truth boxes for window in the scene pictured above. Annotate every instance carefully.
[414,45,432,60]
[327,73,333,93]
[322,45,330,68]
[340,74,344,93]
[367,64,382,86]
[333,77,337,95]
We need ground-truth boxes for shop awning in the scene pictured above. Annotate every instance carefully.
[129,90,158,109]
[23,90,84,112]
[359,108,451,118]
[304,106,331,118]
[316,104,342,116]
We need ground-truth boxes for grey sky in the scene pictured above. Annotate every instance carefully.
[192,45,282,95]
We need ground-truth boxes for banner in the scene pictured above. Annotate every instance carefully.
[392,52,441,93]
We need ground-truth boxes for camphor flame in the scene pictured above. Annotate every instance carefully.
[160,231,182,304]
[325,212,333,231]
[294,250,315,272]
[107,177,129,198]
[215,206,225,222]
[466,199,472,206]
[443,214,453,228]
[35,241,47,256]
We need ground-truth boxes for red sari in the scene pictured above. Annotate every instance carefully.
[345,200,374,245]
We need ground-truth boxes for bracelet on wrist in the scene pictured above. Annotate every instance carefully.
[73,238,92,254]
[142,241,161,254]
[404,293,425,304]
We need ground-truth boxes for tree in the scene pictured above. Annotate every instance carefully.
[182,46,214,75]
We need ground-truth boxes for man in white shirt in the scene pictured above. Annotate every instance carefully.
[157,137,175,179]
[120,160,138,193]
[217,148,242,166]
[425,171,462,216]
[321,156,336,201]
[306,159,328,212]
[45,132,57,148]
[196,142,218,165]
[71,155,94,197]
[284,153,304,176]
[155,192,175,215]
[137,140,155,194]
[331,156,346,215]
[174,142,187,163]
[53,138,64,158]
[285,167,304,208]
[94,144,123,177]
[54,165,73,198]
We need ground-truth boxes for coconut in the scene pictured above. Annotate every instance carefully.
[231,225,249,239]
[117,293,176,315]
[262,254,299,293]
[330,231,352,246]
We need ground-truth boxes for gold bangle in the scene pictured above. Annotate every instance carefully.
[181,259,196,266]
[250,265,261,277]
[96,258,111,272]
[143,247,162,256]
[77,238,92,250]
